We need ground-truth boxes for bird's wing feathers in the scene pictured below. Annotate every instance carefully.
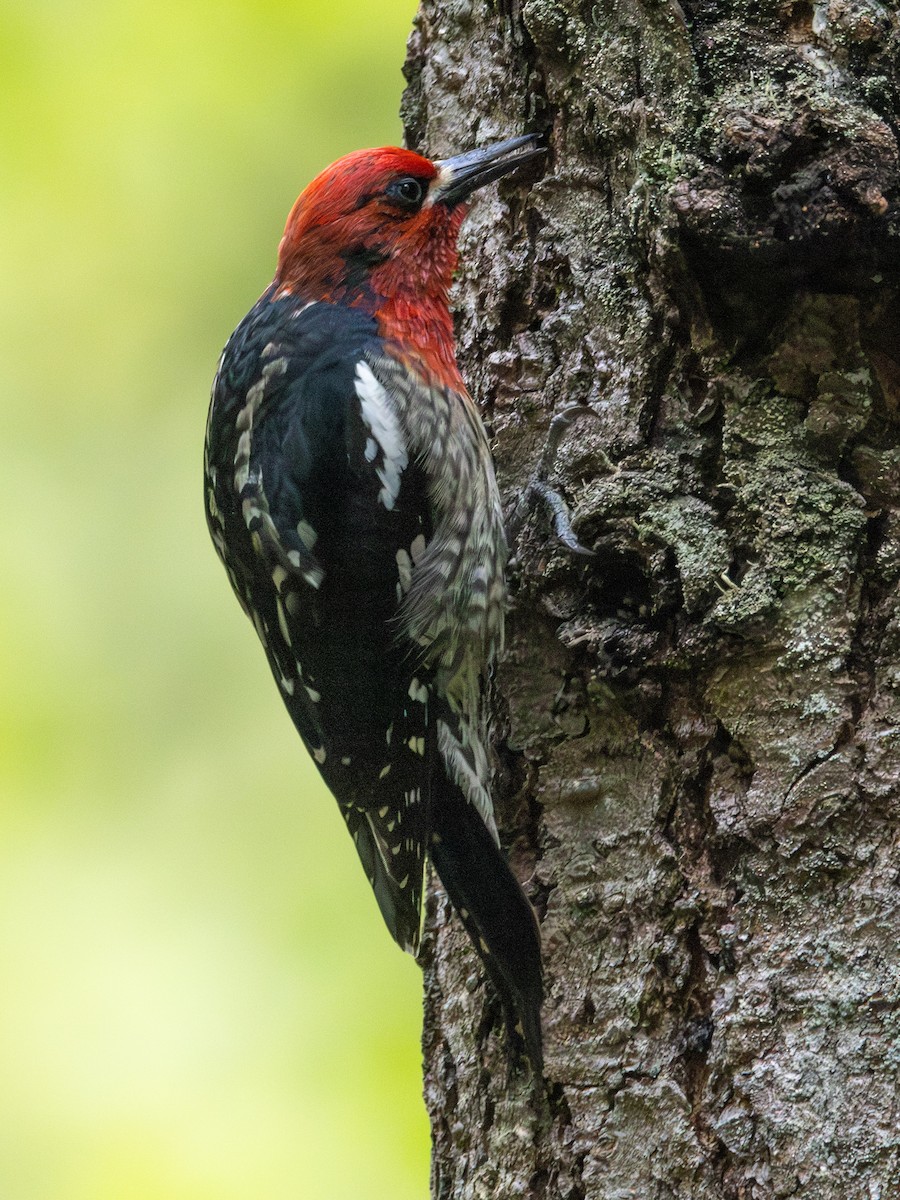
[206,296,436,952]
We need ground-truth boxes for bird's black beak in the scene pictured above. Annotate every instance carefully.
[433,134,546,206]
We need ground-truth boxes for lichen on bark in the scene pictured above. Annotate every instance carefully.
[403,1,900,1196]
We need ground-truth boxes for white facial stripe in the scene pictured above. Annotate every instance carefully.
[425,165,454,206]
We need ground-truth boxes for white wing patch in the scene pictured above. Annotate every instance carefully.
[354,361,408,510]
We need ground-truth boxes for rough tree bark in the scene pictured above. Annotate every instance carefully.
[401,1,900,1197]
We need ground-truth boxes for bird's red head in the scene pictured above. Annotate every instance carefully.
[274,136,544,386]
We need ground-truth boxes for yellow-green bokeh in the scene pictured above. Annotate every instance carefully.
[0,1,428,1196]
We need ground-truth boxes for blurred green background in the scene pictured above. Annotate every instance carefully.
[0,1,429,1197]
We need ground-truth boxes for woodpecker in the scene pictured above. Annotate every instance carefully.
[204,135,545,1068]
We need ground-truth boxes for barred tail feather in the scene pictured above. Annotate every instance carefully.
[430,782,543,1072]
[344,809,426,956]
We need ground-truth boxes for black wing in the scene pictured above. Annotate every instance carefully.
[205,294,435,952]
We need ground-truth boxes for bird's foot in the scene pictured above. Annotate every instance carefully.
[511,403,605,557]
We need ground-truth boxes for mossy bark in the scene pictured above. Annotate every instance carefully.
[402,2,900,1196]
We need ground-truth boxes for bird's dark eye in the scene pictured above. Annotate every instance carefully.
[386,176,426,210]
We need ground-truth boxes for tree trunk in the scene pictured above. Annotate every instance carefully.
[402,1,900,1196]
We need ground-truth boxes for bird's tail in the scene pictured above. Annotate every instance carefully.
[429,780,543,1073]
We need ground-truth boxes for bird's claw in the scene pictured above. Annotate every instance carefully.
[512,403,602,557]
[524,479,596,556]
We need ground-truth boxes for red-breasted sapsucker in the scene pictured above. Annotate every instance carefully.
[204,135,545,1068]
